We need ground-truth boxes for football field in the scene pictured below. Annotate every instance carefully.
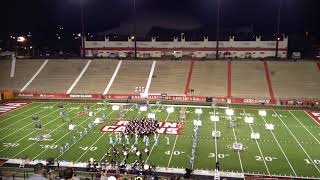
[0,101,320,178]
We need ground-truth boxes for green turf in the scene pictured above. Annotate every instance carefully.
[0,101,320,178]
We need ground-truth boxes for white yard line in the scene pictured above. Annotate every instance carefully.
[260,115,297,176]
[272,109,320,174]
[289,111,320,144]
[32,104,99,160]
[214,108,218,163]
[167,107,187,168]
[75,133,107,162]
[143,61,156,96]
[66,60,92,94]
[0,103,59,141]
[167,135,179,168]
[20,59,48,92]
[76,105,135,163]
[0,104,65,153]
[0,103,42,125]
[55,109,116,161]
[242,109,270,175]
[103,60,122,95]
[145,113,170,163]
[231,127,244,173]
[10,57,16,77]
[12,122,69,158]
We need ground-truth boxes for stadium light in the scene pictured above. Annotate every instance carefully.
[225,109,234,116]
[258,110,267,117]
[17,36,26,42]
[166,107,174,114]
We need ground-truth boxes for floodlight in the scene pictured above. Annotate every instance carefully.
[195,108,203,114]
[140,106,147,112]
[210,115,220,122]
[17,36,26,42]
[225,109,234,116]
[259,110,267,117]
[166,107,174,113]
[147,113,156,119]
[112,105,120,111]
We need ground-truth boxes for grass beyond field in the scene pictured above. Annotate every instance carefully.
[0,102,320,178]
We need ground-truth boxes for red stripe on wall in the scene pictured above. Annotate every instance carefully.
[82,47,288,52]
[184,61,195,95]
[263,61,275,101]
[227,61,232,98]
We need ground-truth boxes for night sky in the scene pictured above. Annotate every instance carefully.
[1,0,320,40]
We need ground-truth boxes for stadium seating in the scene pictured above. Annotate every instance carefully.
[231,61,269,98]
[0,60,44,91]
[71,59,118,94]
[24,59,88,93]
[149,61,189,95]
[1,59,319,100]
[269,61,320,99]
[189,61,228,97]
[108,60,152,94]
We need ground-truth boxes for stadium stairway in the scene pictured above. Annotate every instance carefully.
[0,60,44,91]
[70,59,119,94]
[24,59,88,93]
[108,60,152,94]
[149,60,189,95]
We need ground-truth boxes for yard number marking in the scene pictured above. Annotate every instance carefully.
[255,155,277,162]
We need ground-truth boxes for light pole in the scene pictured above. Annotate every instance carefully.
[216,0,221,59]
[133,0,137,59]
[81,2,85,58]
[275,0,282,59]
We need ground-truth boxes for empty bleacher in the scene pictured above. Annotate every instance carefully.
[149,61,189,95]
[189,61,228,97]
[231,61,269,98]
[1,59,319,100]
[108,61,152,94]
[24,59,88,93]
[71,60,118,94]
[0,60,13,90]
[0,60,44,91]
[269,61,320,99]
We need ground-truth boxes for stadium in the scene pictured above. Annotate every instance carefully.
[1,1,320,180]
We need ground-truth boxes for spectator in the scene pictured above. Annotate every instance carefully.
[28,163,48,180]
[63,167,79,180]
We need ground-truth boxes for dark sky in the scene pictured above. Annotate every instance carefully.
[1,0,320,38]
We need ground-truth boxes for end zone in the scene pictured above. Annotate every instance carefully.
[0,102,31,116]
[305,111,320,125]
